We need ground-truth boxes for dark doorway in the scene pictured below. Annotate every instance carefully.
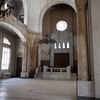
[54,53,69,68]
[41,60,50,72]
[16,57,22,77]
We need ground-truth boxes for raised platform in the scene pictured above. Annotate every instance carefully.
[43,72,76,80]
[42,66,72,80]
[43,72,71,80]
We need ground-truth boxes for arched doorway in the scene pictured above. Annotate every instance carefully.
[0,22,26,77]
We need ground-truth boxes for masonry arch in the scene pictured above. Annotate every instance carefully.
[38,0,77,32]
[0,21,27,77]
[0,22,26,42]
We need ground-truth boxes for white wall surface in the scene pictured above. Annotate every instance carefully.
[26,0,76,33]
[91,0,100,98]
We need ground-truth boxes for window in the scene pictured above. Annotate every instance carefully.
[1,37,11,70]
[3,37,11,45]
[54,43,57,49]
[1,47,11,70]
[67,42,69,48]
[56,20,67,31]
[62,42,65,49]
[58,43,61,49]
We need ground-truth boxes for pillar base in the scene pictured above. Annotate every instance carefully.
[20,72,28,78]
[78,72,89,81]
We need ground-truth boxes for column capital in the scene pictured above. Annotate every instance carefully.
[76,0,87,9]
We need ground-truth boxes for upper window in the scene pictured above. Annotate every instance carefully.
[67,42,69,48]
[3,37,11,45]
[56,20,67,31]
[62,42,65,49]
[58,42,61,49]
[54,43,57,49]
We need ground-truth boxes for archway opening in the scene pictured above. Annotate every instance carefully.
[41,4,77,74]
[0,22,26,77]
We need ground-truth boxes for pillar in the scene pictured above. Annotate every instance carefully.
[21,42,28,77]
[76,0,88,80]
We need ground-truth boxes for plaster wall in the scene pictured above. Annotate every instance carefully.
[91,0,100,98]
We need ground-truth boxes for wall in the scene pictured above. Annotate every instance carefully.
[91,0,100,98]
[26,0,76,32]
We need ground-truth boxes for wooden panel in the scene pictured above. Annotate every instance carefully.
[16,57,22,77]
[54,53,69,68]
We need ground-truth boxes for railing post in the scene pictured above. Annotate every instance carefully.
[51,68,53,72]
[43,66,47,72]
[67,66,71,79]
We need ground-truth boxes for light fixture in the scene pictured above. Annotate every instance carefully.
[38,34,56,44]
[0,0,14,18]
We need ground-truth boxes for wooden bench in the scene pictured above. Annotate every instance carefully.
[1,72,11,79]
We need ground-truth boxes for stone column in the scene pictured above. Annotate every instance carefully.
[21,42,28,78]
[76,0,88,80]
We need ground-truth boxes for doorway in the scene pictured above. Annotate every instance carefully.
[54,53,69,67]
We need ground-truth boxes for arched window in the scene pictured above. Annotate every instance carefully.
[1,38,11,70]
[62,42,65,49]
[58,42,61,49]
[67,42,69,48]
[54,43,57,49]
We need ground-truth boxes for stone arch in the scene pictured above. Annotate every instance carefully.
[0,22,26,42]
[38,0,77,32]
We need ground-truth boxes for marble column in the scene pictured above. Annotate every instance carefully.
[76,0,88,80]
[21,42,28,77]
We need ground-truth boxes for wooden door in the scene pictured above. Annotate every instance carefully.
[54,53,69,68]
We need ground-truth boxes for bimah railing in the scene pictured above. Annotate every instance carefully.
[43,66,71,79]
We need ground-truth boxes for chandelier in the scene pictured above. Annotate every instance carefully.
[38,34,56,44]
[0,0,14,18]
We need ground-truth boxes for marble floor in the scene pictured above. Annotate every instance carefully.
[0,78,77,100]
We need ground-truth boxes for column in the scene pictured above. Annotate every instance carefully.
[21,42,28,77]
[76,0,88,80]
